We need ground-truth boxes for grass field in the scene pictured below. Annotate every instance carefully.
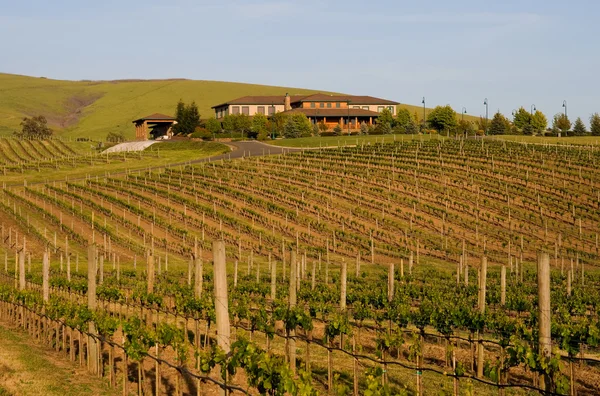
[492,135,600,145]
[0,73,480,141]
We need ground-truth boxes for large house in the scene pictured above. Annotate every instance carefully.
[211,93,398,130]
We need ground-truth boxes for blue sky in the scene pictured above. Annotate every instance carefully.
[1,0,599,124]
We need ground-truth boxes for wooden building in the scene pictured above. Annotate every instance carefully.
[132,113,176,140]
[212,93,398,130]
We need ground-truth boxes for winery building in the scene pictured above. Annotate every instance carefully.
[212,93,398,130]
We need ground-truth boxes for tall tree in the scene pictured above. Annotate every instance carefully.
[395,108,413,127]
[572,117,587,136]
[204,117,222,135]
[426,105,457,133]
[552,113,571,134]
[512,107,531,130]
[173,100,200,135]
[531,110,547,133]
[590,113,600,136]
[16,115,53,139]
[377,108,394,127]
[251,113,269,138]
[457,119,475,136]
[489,112,511,135]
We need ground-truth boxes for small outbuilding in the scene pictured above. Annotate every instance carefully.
[132,113,176,140]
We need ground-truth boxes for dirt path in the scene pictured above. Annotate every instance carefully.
[0,323,117,396]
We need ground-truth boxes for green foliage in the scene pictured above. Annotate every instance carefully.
[512,107,531,130]
[359,122,369,135]
[283,113,312,138]
[172,100,200,135]
[489,112,511,135]
[318,121,329,134]
[590,113,600,136]
[552,113,571,133]
[16,115,53,139]
[333,123,342,136]
[395,108,413,128]
[191,127,213,140]
[531,110,547,133]
[426,105,457,132]
[204,117,222,135]
[572,117,587,136]
[106,131,125,142]
[377,108,394,127]
[457,119,476,136]
[222,113,252,137]
[251,113,269,139]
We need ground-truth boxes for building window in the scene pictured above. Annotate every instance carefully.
[232,106,240,114]
[388,106,394,113]
[327,102,332,108]
[336,102,341,108]
[362,106,369,110]
[320,103,324,108]
[354,106,360,109]
[268,106,275,116]
[242,106,249,115]
[257,106,265,115]
[310,102,315,108]
[377,106,384,112]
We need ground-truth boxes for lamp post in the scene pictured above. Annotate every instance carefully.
[483,98,488,135]
[461,107,467,122]
[421,97,426,132]
[530,104,536,133]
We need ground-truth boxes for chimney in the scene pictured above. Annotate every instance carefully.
[284,93,291,111]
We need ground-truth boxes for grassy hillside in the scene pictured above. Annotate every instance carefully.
[0,73,479,140]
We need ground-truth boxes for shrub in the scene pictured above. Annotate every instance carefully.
[191,127,212,140]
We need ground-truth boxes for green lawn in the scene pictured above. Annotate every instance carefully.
[267,133,446,148]
[2,141,229,185]
[491,135,600,145]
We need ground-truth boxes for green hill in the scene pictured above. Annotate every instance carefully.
[0,73,479,140]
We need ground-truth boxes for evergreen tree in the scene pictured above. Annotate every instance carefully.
[572,117,587,136]
[489,112,510,135]
[590,113,600,136]
[173,100,200,135]
[333,123,342,136]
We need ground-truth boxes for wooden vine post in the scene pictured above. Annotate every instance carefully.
[340,260,347,310]
[42,251,49,302]
[500,264,506,306]
[213,240,231,396]
[288,250,297,375]
[538,252,552,391]
[147,251,155,294]
[87,244,99,375]
[271,258,277,300]
[194,252,203,299]
[477,256,487,378]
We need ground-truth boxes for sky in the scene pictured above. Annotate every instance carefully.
[1,0,599,124]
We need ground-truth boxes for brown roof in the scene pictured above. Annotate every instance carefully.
[280,108,381,117]
[212,93,398,108]
[132,113,175,123]
[294,94,398,105]
[212,95,307,108]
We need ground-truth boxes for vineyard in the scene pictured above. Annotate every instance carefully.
[0,138,599,395]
